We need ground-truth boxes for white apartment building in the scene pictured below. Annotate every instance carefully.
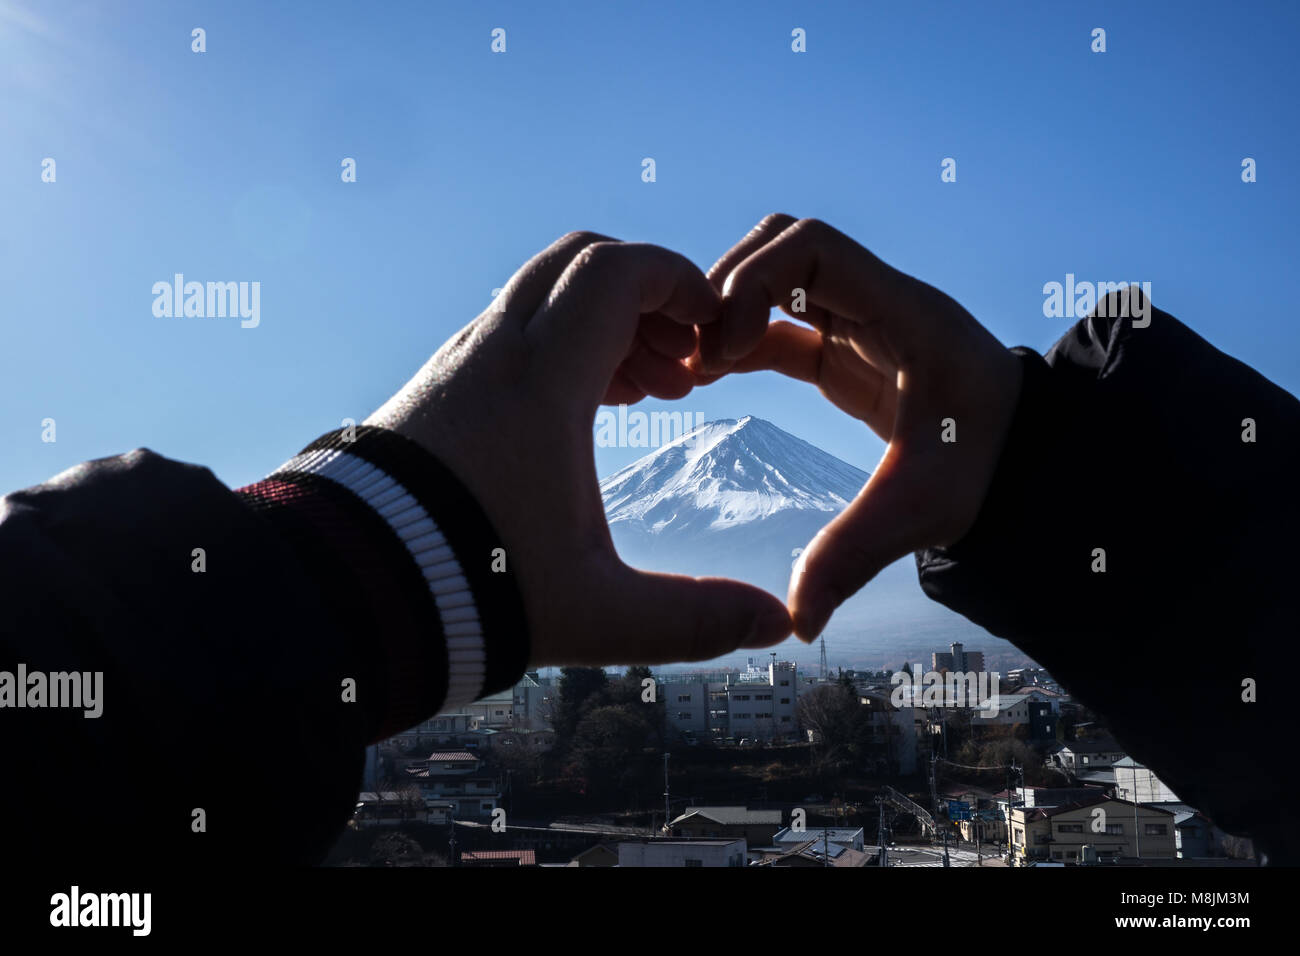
[665,660,799,743]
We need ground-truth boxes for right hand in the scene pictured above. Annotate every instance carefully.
[691,214,1025,640]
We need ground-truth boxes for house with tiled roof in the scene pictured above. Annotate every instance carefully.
[461,850,537,867]
[404,750,501,821]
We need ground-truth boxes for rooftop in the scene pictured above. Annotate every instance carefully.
[461,850,536,866]
[773,826,863,844]
[671,807,782,827]
[1054,737,1124,754]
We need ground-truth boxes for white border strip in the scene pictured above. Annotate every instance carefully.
[274,448,485,708]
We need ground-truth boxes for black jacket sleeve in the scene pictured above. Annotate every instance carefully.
[917,292,1300,863]
[0,426,528,867]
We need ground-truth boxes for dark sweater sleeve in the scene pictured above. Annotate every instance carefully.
[916,291,1300,861]
[0,425,528,866]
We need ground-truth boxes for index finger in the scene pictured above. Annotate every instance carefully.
[525,241,721,399]
[701,218,895,371]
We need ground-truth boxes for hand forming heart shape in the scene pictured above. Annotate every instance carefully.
[367,215,1023,667]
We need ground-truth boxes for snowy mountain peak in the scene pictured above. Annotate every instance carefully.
[599,416,868,536]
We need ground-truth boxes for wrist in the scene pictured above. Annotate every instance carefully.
[236,425,530,738]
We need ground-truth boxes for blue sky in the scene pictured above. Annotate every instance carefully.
[3,0,1297,495]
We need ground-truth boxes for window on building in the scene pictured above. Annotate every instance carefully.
[1145,824,1168,836]
[1081,755,1090,764]
[1058,824,1083,833]
[779,680,790,686]
[1105,823,1124,835]
[781,716,791,722]
[678,695,691,702]
[781,698,790,705]
[684,859,703,867]
[735,695,750,701]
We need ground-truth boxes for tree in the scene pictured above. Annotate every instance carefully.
[570,705,660,803]
[552,666,609,745]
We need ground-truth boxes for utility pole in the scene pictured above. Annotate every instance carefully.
[1004,762,1015,866]
[448,809,457,867]
[1131,764,1142,860]
[662,752,671,835]
[876,797,888,868]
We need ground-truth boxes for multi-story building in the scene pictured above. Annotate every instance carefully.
[931,642,985,674]
[1009,796,1177,864]
[664,660,799,743]
[460,688,515,729]
[404,750,501,821]
[511,672,554,731]
[858,691,919,774]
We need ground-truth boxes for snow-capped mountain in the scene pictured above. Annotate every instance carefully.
[600,415,877,600]
[599,415,1005,666]
[600,416,867,537]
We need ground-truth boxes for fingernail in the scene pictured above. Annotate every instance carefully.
[796,594,832,642]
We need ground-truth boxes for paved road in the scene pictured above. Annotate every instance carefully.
[882,844,1000,867]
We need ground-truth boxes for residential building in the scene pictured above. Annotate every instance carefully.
[1112,757,1181,803]
[618,839,747,867]
[767,826,865,853]
[512,672,554,731]
[405,750,501,821]
[761,840,874,867]
[1046,737,1126,772]
[666,807,783,845]
[459,688,515,729]
[858,691,919,774]
[1009,796,1177,864]
[352,791,421,828]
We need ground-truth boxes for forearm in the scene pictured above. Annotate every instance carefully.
[917,298,1300,851]
[0,426,529,865]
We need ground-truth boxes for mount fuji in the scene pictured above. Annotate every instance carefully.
[599,416,1010,668]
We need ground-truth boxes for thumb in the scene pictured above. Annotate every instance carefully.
[788,445,930,640]
[593,564,793,664]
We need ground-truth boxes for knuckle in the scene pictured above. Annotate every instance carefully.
[573,240,621,269]
[756,212,797,233]
[559,230,606,248]
[793,217,834,240]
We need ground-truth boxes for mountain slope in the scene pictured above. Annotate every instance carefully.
[601,416,867,536]
[598,415,1007,666]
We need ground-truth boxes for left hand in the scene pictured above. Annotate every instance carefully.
[366,232,794,666]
